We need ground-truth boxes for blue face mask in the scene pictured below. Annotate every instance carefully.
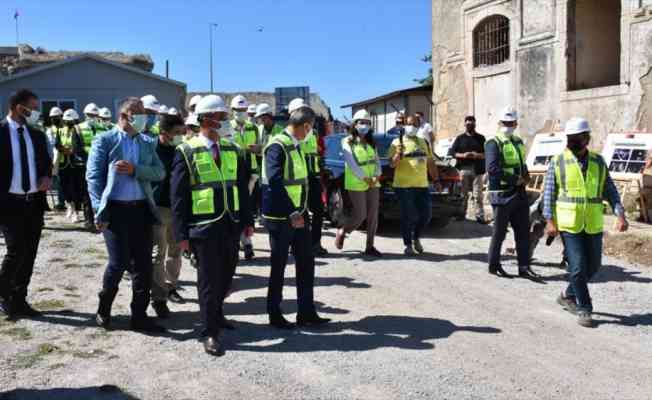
[145,114,159,130]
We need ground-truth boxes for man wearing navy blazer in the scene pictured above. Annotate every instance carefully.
[0,89,52,319]
[86,97,166,333]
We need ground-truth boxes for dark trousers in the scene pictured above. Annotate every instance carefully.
[308,176,324,247]
[396,188,432,247]
[83,173,94,223]
[265,217,316,316]
[52,175,65,207]
[191,220,239,338]
[59,166,85,209]
[561,231,603,313]
[488,193,530,270]
[101,202,154,320]
[0,199,44,303]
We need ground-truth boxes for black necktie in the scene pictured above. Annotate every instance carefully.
[17,126,31,193]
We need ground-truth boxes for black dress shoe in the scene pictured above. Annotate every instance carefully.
[218,316,236,330]
[14,301,42,317]
[269,314,296,330]
[0,298,16,318]
[152,301,171,319]
[364,247,383,258]
[130,317,166,333]
[519,268,542,280]
[297,314,331,327]
[312,245,329,257]
[168,289,185,304]
[203,336,223,356]
[488,266,513,279]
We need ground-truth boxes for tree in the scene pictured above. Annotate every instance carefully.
[415,53,433,86]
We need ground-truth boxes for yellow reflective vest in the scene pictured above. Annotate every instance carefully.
[301,131,320,176]
[342,136,379,192]
[231,120,259,172]
[553,149,606,234]
[487,132,527,192]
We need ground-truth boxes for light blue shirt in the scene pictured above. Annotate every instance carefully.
[108,131,146,201]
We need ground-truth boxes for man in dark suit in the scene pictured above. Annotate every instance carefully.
[0,89,52,318]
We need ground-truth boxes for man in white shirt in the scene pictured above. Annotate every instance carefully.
[0,89,52,319]
[415,112,434,152]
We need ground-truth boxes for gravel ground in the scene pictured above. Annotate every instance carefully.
[0,211,651,400]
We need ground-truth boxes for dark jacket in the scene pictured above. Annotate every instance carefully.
[485,138,529,205]
[170,143,253,242]
[0,120,52,218]
[261,141,303,220]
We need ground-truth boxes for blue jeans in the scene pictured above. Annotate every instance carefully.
[396,188,432,247]
[561,231,603,313]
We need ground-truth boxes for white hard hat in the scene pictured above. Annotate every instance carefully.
[247,104,257,114]
[84,103,99,115]
[185,113,199,127]
[141,94,161,112]
[500,107,518,122]
[230,94,249,110]
[564,117,591,136]
[195,95,228,115]
[159,105,169,115]
[98,107,112,119]
[353,109,371,122]
[168,107,179,116]
[189,94,202,108]
[49,107,63,117]
[255,103,273,118]
[288,98,307,114]
[63,109,80,121]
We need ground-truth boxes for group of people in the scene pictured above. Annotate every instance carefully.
[0,88,630,358]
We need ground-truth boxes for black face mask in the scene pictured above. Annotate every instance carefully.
[567,135,590,155]
[51,118,62,126]
[465,123,476,132]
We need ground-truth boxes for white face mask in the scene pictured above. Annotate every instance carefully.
[129,114,148,132]
[217,122,233,138]
[170,135,184,147]
[404,125,417,136]
[235,111,248,123]
[356,123,370,135]
[23,107,41,126]
[500,126,515,136]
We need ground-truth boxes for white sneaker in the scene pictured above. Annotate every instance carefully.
[65,203,74,221]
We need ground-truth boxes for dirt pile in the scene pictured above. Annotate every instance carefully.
[604,232,652,267]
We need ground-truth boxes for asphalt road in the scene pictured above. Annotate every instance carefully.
[0,213,651,400]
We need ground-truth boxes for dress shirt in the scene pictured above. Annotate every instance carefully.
[542,154,624,220]
[6,116,38,194]
[109,130,146,201]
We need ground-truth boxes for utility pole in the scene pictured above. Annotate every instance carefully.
[209,23,218,93]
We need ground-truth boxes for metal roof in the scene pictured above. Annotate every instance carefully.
[341,85,433,109]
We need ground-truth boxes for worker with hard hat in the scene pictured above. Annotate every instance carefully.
[289,98,328,256]
[261,101,331,330]
[335,109,382,258]
[229,95,261,260]
[98,107,114,130]
[387,115,440,256]
[255,103,283,146]
[45,107,66,210]
[159,105,169,116]
[168,107,179,116]
[56,109,86,223]
[77,103,107,230]
[247,104,257,124]
[141,94,161,136]
[543,117,628,327]
[184,113,200,142]
[485,107,539,279]
[187,94,202,114]
[170,94,254,356]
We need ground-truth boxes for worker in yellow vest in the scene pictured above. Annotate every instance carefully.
[98,107,114,131]
[485,107,540,279]
[46,107,66,210]
[170,95,254,356]
[141,94,162,136]
[255,103,284,145]
[261,103,331,330]
[247,104,257,124]
[230,95,261,260]
[57,109,86,223]
[544,117,628,327]
[335,109,382,257]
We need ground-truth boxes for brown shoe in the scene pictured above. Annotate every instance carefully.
[335,229,345,250]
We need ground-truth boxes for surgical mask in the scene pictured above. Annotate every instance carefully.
[356,123,370,135]
[146,114,159,129]
[235,111,248,123]
[500,126,515,136]
[217,122,233,138]
[171,135,184,147]
[129,114,148,132]
[22,107,41,126]
[404,126,417,136]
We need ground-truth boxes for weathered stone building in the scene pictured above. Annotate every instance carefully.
[432,0,652,149]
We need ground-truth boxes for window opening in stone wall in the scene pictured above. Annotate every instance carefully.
[567,0,621,91]
[473,15,510,68]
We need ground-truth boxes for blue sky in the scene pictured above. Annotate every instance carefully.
[2,1,432,119]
